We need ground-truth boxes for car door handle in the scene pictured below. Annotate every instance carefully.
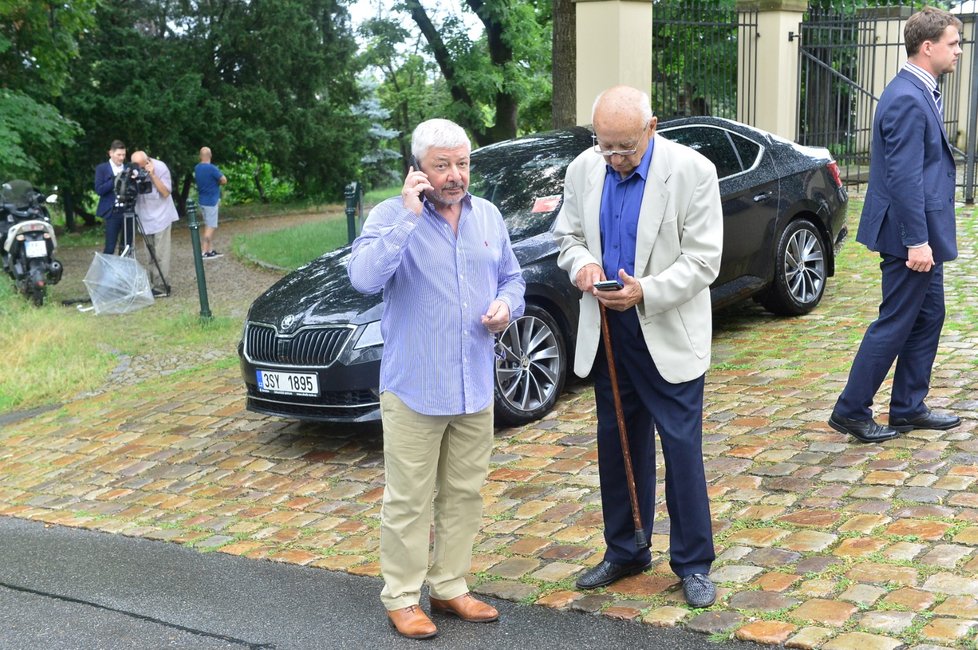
[753,192,772,202]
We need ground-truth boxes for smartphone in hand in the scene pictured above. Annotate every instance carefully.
[594,280,623,291]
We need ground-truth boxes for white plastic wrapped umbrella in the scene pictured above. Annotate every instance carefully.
[82,252,155,314]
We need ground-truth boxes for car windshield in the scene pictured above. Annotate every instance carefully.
[469,129,591,240]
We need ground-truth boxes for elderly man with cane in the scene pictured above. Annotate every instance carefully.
[553,85,722,607]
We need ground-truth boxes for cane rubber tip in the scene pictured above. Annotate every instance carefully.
[635,531,649,549]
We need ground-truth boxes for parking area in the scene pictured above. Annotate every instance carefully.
[2,205,977,649]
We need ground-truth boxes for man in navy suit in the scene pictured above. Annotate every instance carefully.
[94,140,131,254]
[830,7,963,443]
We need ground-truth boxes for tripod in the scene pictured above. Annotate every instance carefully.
[121,207,170,296]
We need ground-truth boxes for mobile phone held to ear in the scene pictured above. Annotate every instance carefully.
[594,280,623,291]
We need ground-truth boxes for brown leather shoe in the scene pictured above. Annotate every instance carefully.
[429,593,499,623]
[387,605,437,639]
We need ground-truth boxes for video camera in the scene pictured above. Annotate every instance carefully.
[113,162,153,212]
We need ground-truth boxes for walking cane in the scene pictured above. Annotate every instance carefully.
[599,302,649,550]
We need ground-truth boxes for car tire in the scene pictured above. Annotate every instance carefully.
[757,218,827,316]
[493,304,567,426]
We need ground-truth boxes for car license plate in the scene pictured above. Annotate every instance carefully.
[25,240,47,258]
[256,369,320,396]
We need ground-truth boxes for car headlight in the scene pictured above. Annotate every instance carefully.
[353,320,383,349]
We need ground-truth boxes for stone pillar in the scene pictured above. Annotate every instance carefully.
[574,0,653,125]
[736,0,806,139]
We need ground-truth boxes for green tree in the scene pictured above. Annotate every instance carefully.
[59,0,366,220]
[0,1,94,186]
[359,16,450,177]
[403,0,553,146]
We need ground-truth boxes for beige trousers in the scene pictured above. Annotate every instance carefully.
[379,392,493,611]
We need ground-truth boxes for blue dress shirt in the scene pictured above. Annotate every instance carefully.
[348,193,526,416]
[600,141,655,281]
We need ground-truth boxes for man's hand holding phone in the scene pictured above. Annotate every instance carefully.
[594,280,622,291]
[401,163,432,216]
[594,270,643,311]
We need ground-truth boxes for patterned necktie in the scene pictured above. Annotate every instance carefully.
[934,89,944,118]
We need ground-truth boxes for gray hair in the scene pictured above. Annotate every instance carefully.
[410,119,471,161]
[591,86,655,124]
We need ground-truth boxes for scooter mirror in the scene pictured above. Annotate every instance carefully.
[45,194,58,204]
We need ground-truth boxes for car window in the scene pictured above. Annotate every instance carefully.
[470,132,588,240]
[660,125,761,180]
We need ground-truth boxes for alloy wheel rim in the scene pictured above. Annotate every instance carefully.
[495,315,561,414]
[784,228,825,305]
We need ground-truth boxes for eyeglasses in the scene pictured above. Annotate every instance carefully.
[591,119,652,158]
[592,139,637,158]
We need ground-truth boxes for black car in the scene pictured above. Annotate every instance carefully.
[238,117,848,426]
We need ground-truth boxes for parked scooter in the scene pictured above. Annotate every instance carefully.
[0,180,63,306]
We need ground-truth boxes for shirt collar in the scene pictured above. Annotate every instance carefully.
[904,61,938,92]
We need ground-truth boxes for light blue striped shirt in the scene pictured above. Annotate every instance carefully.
[348,193,526,416]
[904,61,940,110]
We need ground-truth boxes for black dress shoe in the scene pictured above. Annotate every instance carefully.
[575,559,651,590]
[828,411,898,443]
[889,410,961,432]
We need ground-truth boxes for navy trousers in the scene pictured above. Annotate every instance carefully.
[102,212,135,255]
[836,255,945,420]
[593,308,715,577]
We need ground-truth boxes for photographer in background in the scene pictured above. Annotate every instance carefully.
[131,151,178,297]
[94,140,130,254]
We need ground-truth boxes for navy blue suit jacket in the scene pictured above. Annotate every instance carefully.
[856,69,957,263]
[94,161,118,219]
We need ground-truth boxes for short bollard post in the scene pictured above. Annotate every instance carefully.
[344,181,361,244]
[186,199,213,320]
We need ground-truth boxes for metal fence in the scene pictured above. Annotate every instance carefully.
[652,0,757,124]
[796,1,977,200]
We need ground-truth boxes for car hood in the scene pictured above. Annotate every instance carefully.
[246,230,559,332]
[245,246,382,329]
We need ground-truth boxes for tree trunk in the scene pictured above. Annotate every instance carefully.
[407,0,521,146]
[552,0,577,128]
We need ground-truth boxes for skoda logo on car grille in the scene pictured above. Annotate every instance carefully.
[281,314,296,332]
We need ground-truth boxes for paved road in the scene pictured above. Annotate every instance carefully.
[0,517,762,650]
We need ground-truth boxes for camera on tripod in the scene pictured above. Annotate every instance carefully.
[113,162,153,211]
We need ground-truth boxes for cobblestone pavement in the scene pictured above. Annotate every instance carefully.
[3,205,978,649]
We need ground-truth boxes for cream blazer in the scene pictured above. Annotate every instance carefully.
[553,134,723,384]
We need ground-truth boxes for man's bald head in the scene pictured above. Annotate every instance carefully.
[592,86,654,133]
[590,86,657,178]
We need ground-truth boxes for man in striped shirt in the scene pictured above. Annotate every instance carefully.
[348,118,525,640]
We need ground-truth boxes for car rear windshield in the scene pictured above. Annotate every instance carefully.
[470,131,589,240]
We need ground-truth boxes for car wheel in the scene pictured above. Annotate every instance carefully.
[493,304,567,426]
[757,218,827,316]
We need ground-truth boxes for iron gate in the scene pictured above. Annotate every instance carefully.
[652,0,757,124]
[796,2,978,201]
